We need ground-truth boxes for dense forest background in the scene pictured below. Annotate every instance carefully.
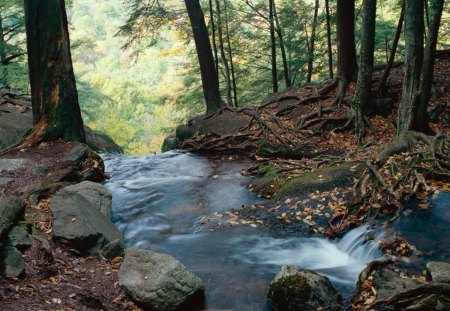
[1,0,449,154]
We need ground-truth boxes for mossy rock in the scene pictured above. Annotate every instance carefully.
[257,141,314,159]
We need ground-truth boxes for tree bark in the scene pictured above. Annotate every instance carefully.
[24,0,86,143]
[325,0,333,79]
[377,0,405,94]
[269,0,278,93]
[0,12,8,88]
[215,0,232,106]
[351,0,377,142]
[185,0,224,115]
[224,0,238,107]
[208,0,219,77]
[307,0,319,83]
[397,0,424,134]
[335,0,358,104]
[416,0,444,132]
[273,1,291,88]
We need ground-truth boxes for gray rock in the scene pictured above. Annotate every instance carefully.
[162,134,181,152]
[0,196,24,239]
[8,226,32,251]
[0,158,27,172]
[66,145,90,163]
[119,248,204,311]
[267,265,341,311]
[63,181,112,218]
[0,177,13,187]
[0,105,31,151]
[370,265,422,300]
[85,126,124,154]
[102,239,125,260]
[0,246,25,278]
[427,261,450,284]
[51,190,123,255]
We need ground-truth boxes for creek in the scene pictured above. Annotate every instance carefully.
[103,151,449,311]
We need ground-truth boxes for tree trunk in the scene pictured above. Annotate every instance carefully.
[351,0,377,143]
[397,0,424,134]
[269,0,278,93]
[185,0,224,115]
[0,12,8,88]
[224,0,238,107]
[415,0,444,132]
[307,0,319,83]
[325,0,333,79]
[335,0,358,104]
[215,0,232,106]
[24,0,86,143]
[377,0,405,94]
[208,0,219,77]
[273,1,291,88]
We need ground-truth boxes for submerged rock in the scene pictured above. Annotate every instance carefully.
[63,181,112,218]
[0,196,25,239]
[119,248,204,311]
[0,246,25,278]
[267,265,341,311]
[427,261,450,284]
[51,189,123,255]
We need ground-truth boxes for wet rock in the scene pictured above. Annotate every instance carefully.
[0,246,25,278]
[0,158,27,172]
[162,134,181,152]
[267,265,341,311]
[102,239,125,260]
[51,190,123,255]
[63,181,112,218]
[119,248,204,311]
[84,126,124,154]
[8,226,32,251]
[427,262,450,284]
[0,196,25,239]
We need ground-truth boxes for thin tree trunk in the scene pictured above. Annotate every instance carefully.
[416,0,444,132]
[325,0,333,79]
[224,0,238,107]
[335,0,358,104]
[273,1,291,88]
[0,12,8,88]
[377,0,405,94]
[185,0,224,115]
[307,0,319,83]
[24,0,86,143]
[269,0,278,93]
[397,0,424,134]
[215,0,232,106]
[351,0,377,143]
[209,0,219,77]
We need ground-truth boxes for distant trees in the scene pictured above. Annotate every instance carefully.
[184,0,224,115]
[24,0,85,143]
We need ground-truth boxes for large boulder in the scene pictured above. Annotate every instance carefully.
[427,261,450,284]
[0,196,25,240]
[119,248,204,311]
[267,265,341,311]
[62,181,112,218]
[51,189,123,255]
[84,126,123,154]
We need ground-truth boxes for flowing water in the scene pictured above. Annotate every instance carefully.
[103,151,449,310]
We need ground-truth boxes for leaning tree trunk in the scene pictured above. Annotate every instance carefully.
[273,1,291,88]
[215,0,232,106]
[377,0,405,94]
[397,0,424,134]
[325,0,333,79]
[185,0,224,115]
[351,0,377,143]
[335,0,358,104]
[306,0,319,83]
[269,0,278,93]
[415,0,445,132]
[24,0,86,143]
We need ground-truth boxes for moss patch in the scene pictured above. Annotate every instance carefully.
[268,275,312,311]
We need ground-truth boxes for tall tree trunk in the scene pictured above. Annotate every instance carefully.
[24,0,86,143]
[215,0,232,106]
[273,1,291,88]
[0,12,8,88]
[377,0,405,94]
[397,0,424,134]
[351,0,377,143]
[415,0,444,132]
[185,0,224,115]
[208,0,219,77]
[335,0,358,104]
[325,0,333,79]
[307,0,319,83]
[269,0,278,93]
[224,0,238,107]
